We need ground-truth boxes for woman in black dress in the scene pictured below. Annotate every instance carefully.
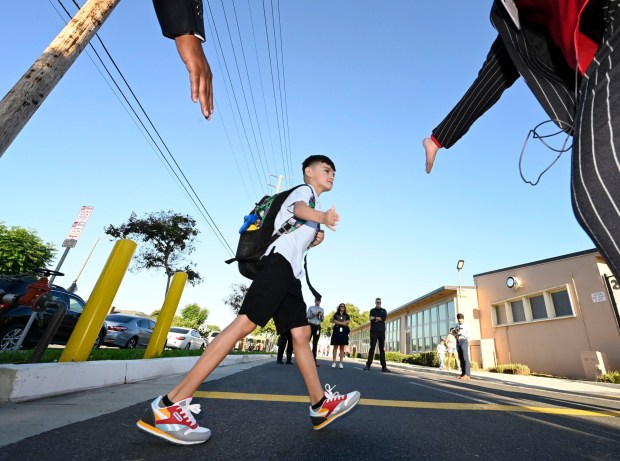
[330,303,350,368]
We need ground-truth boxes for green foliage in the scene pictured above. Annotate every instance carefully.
[490,363,530,375]
[104,211,203,290]
[205,324,221,332]
[254,319,277,337]
[596,370,620,383]
[0,223,56,275]
[153,303,209,330]
[321,303,368,337]
[224,283,248,314]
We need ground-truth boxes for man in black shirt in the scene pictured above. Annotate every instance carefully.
[363,298,390,372]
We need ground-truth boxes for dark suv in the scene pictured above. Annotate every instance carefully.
[0,276,106,351]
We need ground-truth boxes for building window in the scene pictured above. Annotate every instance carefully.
[551,289,573,317]
[529,295,547,320]
[493,304,507,325]
[511,300,526,323]
[492,285,574,327]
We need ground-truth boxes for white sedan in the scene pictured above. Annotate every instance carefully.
[166,327,207,350]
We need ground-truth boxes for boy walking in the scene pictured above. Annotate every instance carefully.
[137,155,360,445]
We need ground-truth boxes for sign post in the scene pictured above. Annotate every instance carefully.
[49,206,94,286]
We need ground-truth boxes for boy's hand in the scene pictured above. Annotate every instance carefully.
[322,206,340,231]
[175,34,214,120]
[310,230,325,248]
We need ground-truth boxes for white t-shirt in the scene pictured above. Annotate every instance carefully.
[264,184,320,279]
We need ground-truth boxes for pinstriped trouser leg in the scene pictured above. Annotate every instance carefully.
[572,0,620,279]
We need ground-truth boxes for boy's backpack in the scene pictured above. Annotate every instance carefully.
[225,184,318,281]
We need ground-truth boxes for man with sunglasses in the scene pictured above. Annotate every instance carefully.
[363,298,390,373]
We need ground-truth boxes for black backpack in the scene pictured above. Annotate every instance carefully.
[224,185,311,274]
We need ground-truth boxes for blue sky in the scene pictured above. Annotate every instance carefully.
[0,1,594,328]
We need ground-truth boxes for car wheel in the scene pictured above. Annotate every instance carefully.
[0,324,26,351]
[93,332,104,349]
[185,343,192,350]
[200,343,206,350]
[125,337,138,349]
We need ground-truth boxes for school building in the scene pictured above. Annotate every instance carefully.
[349,249,620,380]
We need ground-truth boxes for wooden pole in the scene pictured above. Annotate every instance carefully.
[0,0,120,158]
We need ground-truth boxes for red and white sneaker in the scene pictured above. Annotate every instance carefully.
[309,384,360,430]
[137,396,211,445]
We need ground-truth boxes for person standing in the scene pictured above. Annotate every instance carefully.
[436,339,447,371]
[445,329,459,372]
[330,303,350,368]
[455,314,471,380]
[276,331,294,365]
[363,298,390,373]
[307,298,324,366]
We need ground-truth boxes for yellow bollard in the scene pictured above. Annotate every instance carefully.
[144,272,188,359]
[60,239,136,362]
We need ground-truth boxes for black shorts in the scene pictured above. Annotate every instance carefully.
[239,252,309,335]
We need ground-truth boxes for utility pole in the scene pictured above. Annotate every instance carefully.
[0,0,120,158]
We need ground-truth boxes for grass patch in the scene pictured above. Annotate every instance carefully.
[0,348,273,365]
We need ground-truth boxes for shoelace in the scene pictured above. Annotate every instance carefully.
[177,400,202,426]
[324,384,345,402]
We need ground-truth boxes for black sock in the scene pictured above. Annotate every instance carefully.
[312,396,326,410]
[162,395,174,407]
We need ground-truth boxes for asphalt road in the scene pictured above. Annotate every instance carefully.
[2,359,619,461]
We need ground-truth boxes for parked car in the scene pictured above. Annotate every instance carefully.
[103,314,155,349]
[166,327,207,350]
[0,276,107,351]
[204,331,219,345]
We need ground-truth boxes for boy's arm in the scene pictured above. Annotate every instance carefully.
[293,202,340,231]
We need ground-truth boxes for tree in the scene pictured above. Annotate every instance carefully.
[104,211,202,294]
[152,303,209,330]
[321,303,369,337]
[0,223,56,275]
[223,283,248,314]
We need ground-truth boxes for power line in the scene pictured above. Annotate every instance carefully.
[56,0,235,257]
[262,0,289,188]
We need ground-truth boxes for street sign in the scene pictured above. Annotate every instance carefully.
[64,206,94,242]
[62,239,77,248]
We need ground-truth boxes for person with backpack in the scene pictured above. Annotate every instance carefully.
[137,155,360,445]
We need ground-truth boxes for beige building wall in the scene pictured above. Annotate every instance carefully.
[475,250,620,379]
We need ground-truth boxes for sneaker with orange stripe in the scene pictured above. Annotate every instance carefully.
[136,396,211,445]
[309,384,360,430]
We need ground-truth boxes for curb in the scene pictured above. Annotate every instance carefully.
[0,354,271,403]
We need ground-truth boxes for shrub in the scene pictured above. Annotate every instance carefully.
[596,370,620,383]
[490,363,530,375]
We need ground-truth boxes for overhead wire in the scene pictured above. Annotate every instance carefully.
[275,0,296,186]
[262,0,289,188]
[213,0,270,189]
[230,0,274,176]
[246,0,278,184]
[57,0,235,257]
[205,0,268,195]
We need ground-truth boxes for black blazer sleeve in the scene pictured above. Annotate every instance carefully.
[432,34,520,149]
[153,0,206,41]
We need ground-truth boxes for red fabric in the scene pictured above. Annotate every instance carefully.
[430,135,442,149]
[515,0,595,74]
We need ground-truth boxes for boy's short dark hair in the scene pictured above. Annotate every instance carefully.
[302,155,336,172]
[457,313,464,320]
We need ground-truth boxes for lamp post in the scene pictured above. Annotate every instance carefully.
[456,259,465,298]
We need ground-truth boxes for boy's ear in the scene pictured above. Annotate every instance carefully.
[303,165,313,179]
